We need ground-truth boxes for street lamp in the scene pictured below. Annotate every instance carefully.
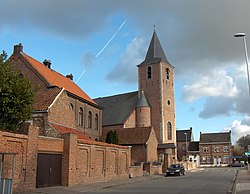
[234,32,250,96]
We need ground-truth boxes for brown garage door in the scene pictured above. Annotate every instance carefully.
[36,153,62,188]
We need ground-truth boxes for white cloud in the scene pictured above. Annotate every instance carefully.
[182,67,239,102]
[106,37,146,83]
[224,117,250,145]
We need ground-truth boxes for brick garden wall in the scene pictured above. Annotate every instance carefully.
[0,126,131,192]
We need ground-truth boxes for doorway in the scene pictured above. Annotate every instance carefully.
[36,153,62,188]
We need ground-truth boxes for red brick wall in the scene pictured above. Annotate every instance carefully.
[62,133,131,185]
[48,91,102,141]
[146,129,158,162]
[0,126,38,192]
[124,110,136,128]
[136,107,151,127]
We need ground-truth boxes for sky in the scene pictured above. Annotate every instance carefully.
[1,0,250,144]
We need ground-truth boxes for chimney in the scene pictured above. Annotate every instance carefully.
[14,43,23,54]
[66,73,73,80]
[43,59,51,69]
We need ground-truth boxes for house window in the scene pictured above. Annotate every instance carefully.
[78,107,83,126]
[202,156,206,163]
[167,122,172,140]
[166,68,170,80]
[147,66,152,79]
[223,146,229,152]
[88,111,92,128]
[214,146,220,152]
[182,144,186,151]
[94,114,98,130]
[207,156,212,163]
[203,147,209,153]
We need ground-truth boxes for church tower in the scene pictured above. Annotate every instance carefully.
[138,30,176,145]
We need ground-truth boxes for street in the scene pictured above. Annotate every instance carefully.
[86,167,237,194]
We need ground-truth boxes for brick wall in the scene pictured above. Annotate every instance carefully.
[62,134,131,186]
[48,92,101,141]
[0,126,131,192]
[146,129,158,162]
[0,126,38,192]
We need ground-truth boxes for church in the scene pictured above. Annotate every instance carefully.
[95,30,177,170]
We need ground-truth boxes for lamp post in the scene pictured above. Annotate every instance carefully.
[234,32,250,96]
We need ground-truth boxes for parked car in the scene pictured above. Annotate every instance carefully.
[166,163,185,176]
[230,161,245,167]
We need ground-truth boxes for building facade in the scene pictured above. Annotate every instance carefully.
[176,128,193,161]
[10,44,102,140]
[199,131,232,167]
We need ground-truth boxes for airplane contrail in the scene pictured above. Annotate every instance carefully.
[95,20,127,58]
[76,20,127,84]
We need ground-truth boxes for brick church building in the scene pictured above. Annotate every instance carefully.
[95,30,177,169]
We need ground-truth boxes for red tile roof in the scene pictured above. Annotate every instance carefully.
[51,123,127,149]
[21,52,96,105]
[33,87,62,111]
[102,127,154,145]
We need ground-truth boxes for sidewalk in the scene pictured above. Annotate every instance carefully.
[15,174,164,194]
[232,168,250,194]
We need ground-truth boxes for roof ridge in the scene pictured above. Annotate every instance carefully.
[94,91,138,100]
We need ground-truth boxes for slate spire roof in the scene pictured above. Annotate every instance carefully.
[142,30,169,64]
[136,91,150,108]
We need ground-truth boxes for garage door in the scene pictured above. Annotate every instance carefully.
[36,153,62,188]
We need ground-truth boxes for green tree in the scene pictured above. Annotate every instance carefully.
[237,134,250,151]
[0,51,35,131]
[105,130,119,144]
[232,145,245,156]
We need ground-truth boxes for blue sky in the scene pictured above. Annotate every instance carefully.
[1,0,250,143]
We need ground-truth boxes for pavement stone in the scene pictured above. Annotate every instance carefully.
[233,168,250,194]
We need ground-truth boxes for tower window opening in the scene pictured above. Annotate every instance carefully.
[166,68,170,80]
[167,122,172,140]
[147,66,152,79]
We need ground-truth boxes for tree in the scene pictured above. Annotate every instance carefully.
[232,145,245,156]
[237,134,250,151]
[105,130,119,144]
[0,51,35,131]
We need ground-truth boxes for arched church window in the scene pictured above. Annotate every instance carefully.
[88,111,92,128]
[147,66,152,79]
[95,114,98,130]
[166,68,170,80]
[167,122,172,140]
[78,107,84,126]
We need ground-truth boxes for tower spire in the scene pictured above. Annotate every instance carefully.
[143,30,169,64]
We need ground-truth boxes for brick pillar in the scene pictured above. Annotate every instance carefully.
[24,125,39,190]
[61,133,77,186]
[0,131,3,152]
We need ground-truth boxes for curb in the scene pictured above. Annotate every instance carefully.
[227,169,238,194]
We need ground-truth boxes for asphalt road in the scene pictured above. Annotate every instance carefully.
[86,167,237,194]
